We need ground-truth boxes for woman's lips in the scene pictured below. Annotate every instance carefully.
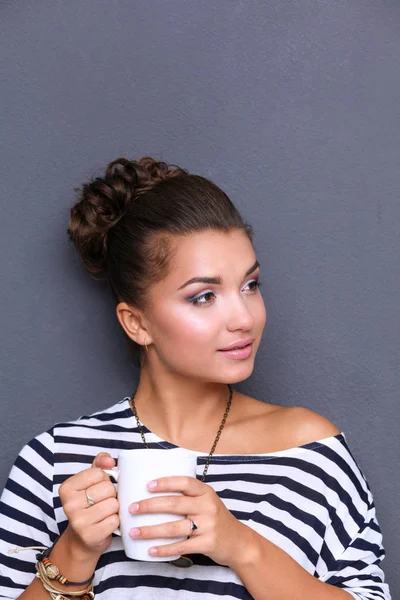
[218,342,253,360]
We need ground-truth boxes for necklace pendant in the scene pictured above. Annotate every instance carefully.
[168,555,194,568]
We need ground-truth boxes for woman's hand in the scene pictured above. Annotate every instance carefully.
[58,452,119,558]
[127,476,255,568]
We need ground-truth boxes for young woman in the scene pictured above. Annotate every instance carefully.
[0,157,391,599]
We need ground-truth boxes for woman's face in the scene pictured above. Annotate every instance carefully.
[144,229,267,384]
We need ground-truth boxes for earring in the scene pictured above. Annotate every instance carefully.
[144,340,148,352]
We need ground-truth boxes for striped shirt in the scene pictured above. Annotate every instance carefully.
[0,397,391,599]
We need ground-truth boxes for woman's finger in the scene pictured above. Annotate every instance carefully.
[147,536,198,558]
[74,497,120,529]
[129,494,201,516]
[85,479,117,507]
[130,516,200,540]
[60,467,110,497]
[92,452,116,469]
[146,475,206,497]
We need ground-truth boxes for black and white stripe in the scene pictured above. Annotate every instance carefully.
[0,398,391,599]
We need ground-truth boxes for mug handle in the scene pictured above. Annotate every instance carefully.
[103,468,121,536]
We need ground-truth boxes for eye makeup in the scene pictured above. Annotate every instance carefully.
[187,290,215,306]
[186,278,262,307]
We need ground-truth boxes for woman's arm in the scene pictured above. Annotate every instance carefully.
[228,412,391,600]
[0,436,117,599]
[0,430,58,599]
[230,524,359,600]
[16,456,118,599]
[18,527,100,599]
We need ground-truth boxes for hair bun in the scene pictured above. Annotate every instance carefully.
[68,156,187,279]
[68,158,140,278]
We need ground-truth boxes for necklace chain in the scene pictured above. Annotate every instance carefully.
[129,384,233,482]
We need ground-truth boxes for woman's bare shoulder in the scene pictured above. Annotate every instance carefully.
[235,392,341,453]
[275,405,341,446]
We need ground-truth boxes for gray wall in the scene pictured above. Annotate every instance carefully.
[1,0,399,590]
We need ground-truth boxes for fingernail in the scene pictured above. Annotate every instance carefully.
[149,547,158,555]
[147,480,158,490]
[131,528,141,537]
[130,503,140,513]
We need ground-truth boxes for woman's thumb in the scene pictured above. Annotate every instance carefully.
[92,451,116,469]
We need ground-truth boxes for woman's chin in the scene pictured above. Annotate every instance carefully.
[215,361,255,384]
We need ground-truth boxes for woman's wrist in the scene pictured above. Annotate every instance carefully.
[226,522,263,572]
[46,528,100,591]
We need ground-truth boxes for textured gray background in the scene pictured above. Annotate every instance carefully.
[0,0,398,591]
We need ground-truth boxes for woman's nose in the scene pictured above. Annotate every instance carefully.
[226,297,255,332]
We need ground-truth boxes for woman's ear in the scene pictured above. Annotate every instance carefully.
[115,302,152,346]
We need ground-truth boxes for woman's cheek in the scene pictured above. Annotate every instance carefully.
[255,295,267,327]
[179,313,219,343]
[171,303,219,332]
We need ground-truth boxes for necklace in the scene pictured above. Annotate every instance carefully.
[129,384,233,481]
[128,384,233,568]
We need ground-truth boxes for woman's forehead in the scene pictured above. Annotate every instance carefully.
[166,230,256,283]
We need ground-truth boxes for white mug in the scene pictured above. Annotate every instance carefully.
[104,448,197,561]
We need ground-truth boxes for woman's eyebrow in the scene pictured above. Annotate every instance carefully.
[245,259,260,276]
[177,260,260,290]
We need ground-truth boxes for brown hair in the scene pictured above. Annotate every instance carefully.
[68,156,253,311]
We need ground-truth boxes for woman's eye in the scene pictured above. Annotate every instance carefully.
[243,279,262,292]
[187,279,261,307]
[188,290,216,307]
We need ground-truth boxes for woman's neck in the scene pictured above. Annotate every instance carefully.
[131,367,232,448]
